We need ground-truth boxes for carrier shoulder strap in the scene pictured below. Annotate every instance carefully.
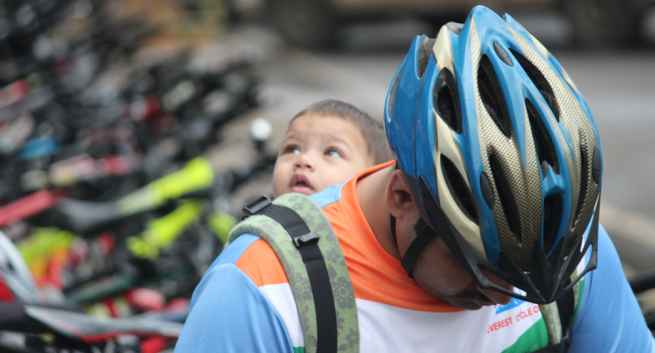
[228,194,359,353]
[534,279,583,353]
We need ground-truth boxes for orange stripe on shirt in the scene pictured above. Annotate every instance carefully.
[235,239,288,286]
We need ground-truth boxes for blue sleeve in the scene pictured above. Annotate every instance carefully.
[173,235,295,353]
[569,226,655,353]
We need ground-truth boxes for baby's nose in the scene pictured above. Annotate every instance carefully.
[294,154,314,170]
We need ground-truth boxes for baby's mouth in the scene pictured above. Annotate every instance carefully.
[290,174,315,195]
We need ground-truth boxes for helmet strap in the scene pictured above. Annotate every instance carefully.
[392,216,439,278]
[389,215,399,252]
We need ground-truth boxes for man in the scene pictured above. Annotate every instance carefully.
[175,6,653,352]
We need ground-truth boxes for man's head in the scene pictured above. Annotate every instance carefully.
[273,99,392,196]
[383,6,603,306]
[384,169,512,309]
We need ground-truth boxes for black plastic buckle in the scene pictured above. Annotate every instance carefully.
[292,232,320,248]
[242,196,273,216]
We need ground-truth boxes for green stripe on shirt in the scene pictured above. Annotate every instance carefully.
[502,319,549,353]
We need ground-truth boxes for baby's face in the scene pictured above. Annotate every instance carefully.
[272,114,372,196]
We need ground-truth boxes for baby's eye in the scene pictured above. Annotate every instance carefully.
[281,144,301,155]
[325,147,344,159]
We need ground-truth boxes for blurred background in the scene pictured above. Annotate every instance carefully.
[0,0,653,351]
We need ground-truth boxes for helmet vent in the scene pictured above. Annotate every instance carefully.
[478,55,512,138]
[386,74,400,121]
[574,130,590,222]
[480,171,495,208]
[433,69,462,133]
[526,99,559,173]
[543,193,563,254]
[441,155,478,223]
[416,37,435,79]
[494,41,513,66]
[510,49,560,122]
[488,149,521,241]
[446,22,463,34]
[592,146,602,185]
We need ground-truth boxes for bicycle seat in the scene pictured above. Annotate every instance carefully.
[52,198,123,234]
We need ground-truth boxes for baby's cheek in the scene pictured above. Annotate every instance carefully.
[319,172,343,189]
[271,165,288,195]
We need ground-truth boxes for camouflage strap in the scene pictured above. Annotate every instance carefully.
[229,193,359,353]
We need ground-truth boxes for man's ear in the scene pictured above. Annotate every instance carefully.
[386,170,416,219]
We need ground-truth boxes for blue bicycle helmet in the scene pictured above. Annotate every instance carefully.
[384,5,602,304]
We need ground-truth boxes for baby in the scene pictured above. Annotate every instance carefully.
[272,99,391,196]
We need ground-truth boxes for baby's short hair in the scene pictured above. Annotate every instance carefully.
[290,99,393,164]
